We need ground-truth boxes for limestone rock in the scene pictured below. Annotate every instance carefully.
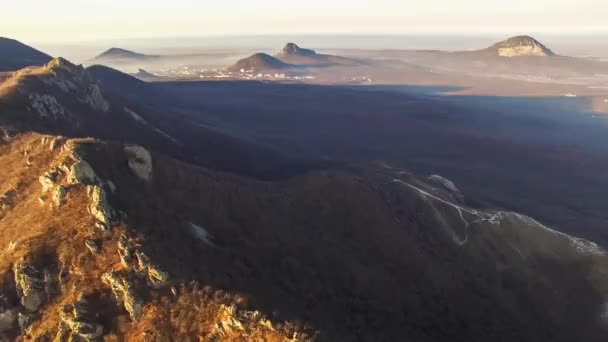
[87,186,114,229]
[29,94,68,119]
[13,260,45,312]
[124,145,152,181]
[0,309,17,332]
[102,272,143,320]
[17,312,30,331]
[59,295,104,341]
[85,240,99,254]
[49,137,65,151]
[147,267,170,289]
[81,84,110,112]
[52,185,67,207]
[210,305,245,339]
[68,160,98,185]
[117,235,133,267]
[39,170,58,193]
[135,251,170,288]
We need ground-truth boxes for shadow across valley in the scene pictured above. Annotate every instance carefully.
[91,77,608,248]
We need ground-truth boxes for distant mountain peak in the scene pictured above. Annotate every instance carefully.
[94,48,156,61]
[488,35,555,57]
[279,43,317,57]
[227,53,290,72]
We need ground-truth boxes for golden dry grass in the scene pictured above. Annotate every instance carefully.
[0,132,307,341]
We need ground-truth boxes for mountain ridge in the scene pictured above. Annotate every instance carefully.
[0,37,53,72]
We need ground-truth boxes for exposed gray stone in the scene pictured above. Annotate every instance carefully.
[68,160,98,185]
[102,272,143,321]
[124,145,152,181]
[59,295,104,341]
[52,185,67,207]
[87,186,114,230]
[0,309,16,332]
[13,260,45,312]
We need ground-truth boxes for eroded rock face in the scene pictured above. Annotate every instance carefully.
[39,170,58,193]
[85,240,99,255]
[80,84,109,113]
[210,305,245,339]
[13,261,45,312]
[28,94,68,119]
[135,251,169,289]
[57,295,103,341]
[68,160,98,185]
[52,185,66,207]
[117,235,133,268]
[101,272,143,320]
[124,145,152,181]
[87,186,114,230]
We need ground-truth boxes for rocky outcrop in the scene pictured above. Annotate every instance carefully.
[101,272,143,321]
[13,260,45,312]
[81,84,109,113]
[28,94,68,119]
[0,309,17,332]
[135,251,169,289]
[68,160,98,185]
[85,240,99,255]
[51,185,66,207]
[278,43,317,57]
[39,170,58,193]
[210,305,245,339]
[56,295,103,341]
[87,186,114,230]
[117,235,133,268]
[124,145,152,181]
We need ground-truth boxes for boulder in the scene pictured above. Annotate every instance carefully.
[0,309,16,332]
[68,160,97,185]
[124,145,152,181]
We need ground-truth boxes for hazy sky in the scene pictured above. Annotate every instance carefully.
[5,0,607,43]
